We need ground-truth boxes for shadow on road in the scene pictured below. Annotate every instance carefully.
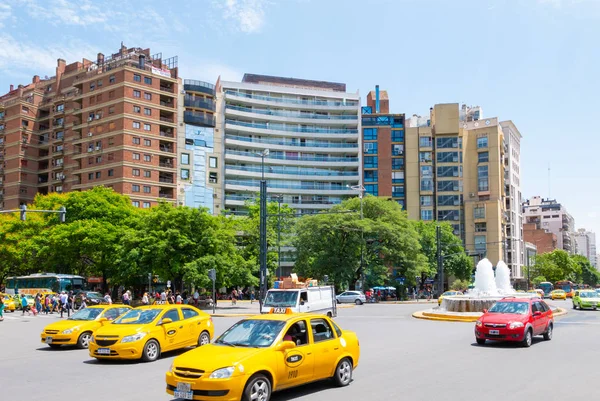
[82,348,190,365]
[470,338,545,349]
[36,346,82,352]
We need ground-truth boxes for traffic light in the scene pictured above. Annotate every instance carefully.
[19,204,26,221]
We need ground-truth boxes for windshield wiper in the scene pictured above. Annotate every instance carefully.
[216,340,236,347]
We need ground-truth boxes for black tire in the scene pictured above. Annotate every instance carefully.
[333,358,353,387]
[354,299,362,305]
[327,311,333,318]
[48,344,61,349]
[77,331,92,349]
[522,329,532,348]
[573,303,577,309]
[476,338,486,345]
[198,331,210,347]
[141,339,160,362]
[242,374,271,401]
[543,323,553,341]
[336,299,341,304]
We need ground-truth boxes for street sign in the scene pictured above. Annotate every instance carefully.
[167,280,171,288]
[396,277,405,285]
[208,269,216,281]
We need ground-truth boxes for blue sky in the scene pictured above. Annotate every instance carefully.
[0,0,598,242]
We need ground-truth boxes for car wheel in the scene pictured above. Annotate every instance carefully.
[77,331,92,349]
[336,299,341,304]
[476,338,486,345]
[327,311,333,318]
[242,374,271,401]
[522,329,532,348]
[198,331,210,347]
[333,358,353,387]
[355,299,363,305]
[573,303,577,310]
[543,323,553,341]
[48,344,61,349]
[141,339,160,362]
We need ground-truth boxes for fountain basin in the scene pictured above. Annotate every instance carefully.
[440,294,538,313]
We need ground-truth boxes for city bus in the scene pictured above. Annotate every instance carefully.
[4,273,86,295]
[555,281,575,298]
[539,282,554,298]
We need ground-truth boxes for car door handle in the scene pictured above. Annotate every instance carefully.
[334,347,339,350]
[179,326,183,329]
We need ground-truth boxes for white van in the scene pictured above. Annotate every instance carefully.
[261,286,337,317]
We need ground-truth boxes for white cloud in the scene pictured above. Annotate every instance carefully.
[17,0,110,26]
[0,3,13,28]
[215,0,269,33]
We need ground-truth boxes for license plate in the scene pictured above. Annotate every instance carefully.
[97,348,111,355]
[45,337,53,344]
[489,330,500,335]
[175,382,193,400]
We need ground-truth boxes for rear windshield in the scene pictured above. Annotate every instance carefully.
[264,291,298,308]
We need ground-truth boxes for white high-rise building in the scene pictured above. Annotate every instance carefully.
[215,74,361,215]
[574,229,597,268]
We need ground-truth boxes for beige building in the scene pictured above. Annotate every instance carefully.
[406,103,518,277]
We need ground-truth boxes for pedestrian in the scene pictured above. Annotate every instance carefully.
[168,291,175,304]
[67,291,74,317]
[35,293,42,315]
[21,294,31,316]
[250,289,255,304]
[160,290,167,302]
[59,291,68,318]
[104,292,112,305]
[123,290,130,306]
[0,296,5,322]
[141,292,149,305]
[193,289,199,307]
[44,294,50,314]
[175,292,182,304]
[231,289,238,305]
[80,295,87,309]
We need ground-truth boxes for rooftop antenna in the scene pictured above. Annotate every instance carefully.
[548,163,551,198]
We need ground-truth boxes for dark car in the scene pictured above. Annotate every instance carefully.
[74,291,106,308]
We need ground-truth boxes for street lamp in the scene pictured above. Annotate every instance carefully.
[256,148,269,311]
[348,184,366,290]
[271,194,284,280]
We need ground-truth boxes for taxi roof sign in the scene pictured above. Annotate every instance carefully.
[269,307,293,314]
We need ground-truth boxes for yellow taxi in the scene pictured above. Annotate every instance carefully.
[438,291,463,306]
[165,310,360,401]
[1,293,17,312]
[41,305,131,349]
[89,304,213,362]
[551,289,567,300]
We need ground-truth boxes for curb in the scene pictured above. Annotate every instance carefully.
[337,304,355,309]
[553,308,568,318]
[413,307,569,323]
[211,313,255,318]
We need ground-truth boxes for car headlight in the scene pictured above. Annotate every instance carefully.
[475,320,482,327]
[209,367,235,379]
[62,327,79,334]
[121,332,148,343]
[509,322,524,329]
[169,363,174,373]
[90,335,95,343]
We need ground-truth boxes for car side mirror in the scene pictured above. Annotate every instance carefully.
[300,301,305,306]
[275,341,296,352]
[533,311,542,317]
[98,317,108,325]
[160,318,173,325]
[482,309,487,314]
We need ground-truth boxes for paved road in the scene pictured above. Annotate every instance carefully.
[0,299,598,401]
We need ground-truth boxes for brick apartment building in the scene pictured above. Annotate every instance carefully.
[523,223,557,254]
[0,44,179,209]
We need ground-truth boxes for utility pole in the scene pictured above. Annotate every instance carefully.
[436,225,443,295]
[257,149,269,311]
[348,184,366,290]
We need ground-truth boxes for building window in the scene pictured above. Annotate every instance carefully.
[391,130,404,142]
[144,77,152,85]
[209,157,218,168]
[392,144,404,156]
[144,92,152,100]
[96,171,101,179]
[478,151,489,163]
[143,202,151,209]
[420,179,433,191]
[364,142,378,154]
[108,106,115,114]
[144,170,151,178]
[133,121,141,129]
[132,169,140,176]
[144,139,151,146]
[364,170,377,182]
[420,165,433,177]
[363,128,377,140]
[133,153,140,160]
[392,158,404,170]
[438,180,460,192]
[438,210,460,221]
[475,223,487,232]
[132,185,140,192]
[109,75,115,84]
[365,184,378,196]
[209,172,218,183]
[133,74,141,82]
[478,165,489,191]
[132,201,140,207]
[143,186,151,193]
[144,123,151,131]
[108,169,114,177]
[474,206,486,219]
[419,136,432,147]
[436,137,459,149]
[438,195,460,206]
[437,151,460,163]
[181,169,190,180]
[392,171,404,184]
[364,156,378,168]
[88,173,93,180]
[474,235,487,252]
[133,90,141,98]
[144,154,151,162]
[477,135,488,149]
[96,156,102,163]
[421,209,433,221]
[392,186,404,198]
[132,137,140,145]
[437,166,460,178]
[419,152,432,162]
[90,82,95,91]
[56,104,64,112]
[420,196,433,206]
[97,79,103,87]
[181,153,190,165]
[133,106,141,113]
[144,108,151,116]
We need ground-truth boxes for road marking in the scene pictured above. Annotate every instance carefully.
[555,321,600,325]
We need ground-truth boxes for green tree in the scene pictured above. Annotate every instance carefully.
[572,255,600,286]
[450,279,470,291]
[533,249,580,283]
[532,276,548,288]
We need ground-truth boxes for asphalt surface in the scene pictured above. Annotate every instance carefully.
[0,299,598,401]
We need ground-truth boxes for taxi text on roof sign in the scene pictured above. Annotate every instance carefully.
[269,307,293,314]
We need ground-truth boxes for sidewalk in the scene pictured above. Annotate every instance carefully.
[204,302,355,317]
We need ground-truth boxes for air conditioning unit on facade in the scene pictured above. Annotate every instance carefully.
[470,192,476,198]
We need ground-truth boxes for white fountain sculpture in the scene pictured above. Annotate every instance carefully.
[495,260,514,294]
[470,258,498,296]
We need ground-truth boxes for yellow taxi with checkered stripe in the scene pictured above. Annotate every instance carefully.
[165,308,360,401]
[89,304,213,362]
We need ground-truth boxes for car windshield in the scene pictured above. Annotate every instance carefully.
[216,319,286,348]
[488,302,529,314]
[113,308,161,324]
[580,292,596,298]
[85,292,104,300]
[264,291,298,308]
[68,308,102,321]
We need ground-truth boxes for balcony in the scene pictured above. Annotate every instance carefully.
[184,79,215,96]
[159,142,175,153]
[225,119,358,135]
[159,115,174,124]
[159,95,175,109]
[159,85,174,94]
[225,134,358,150]
[184,111,215,127]
[224,91,359,108]
[225,105,357,121]
[184,96,215,111]
[159,130,174,138]
[159,176,174,184]
[159,157,175,168]
[159,187,175,198]
[226,164,358,177]
[225,179,353,192]
[225,149,358,163]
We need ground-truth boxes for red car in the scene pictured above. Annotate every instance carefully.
[474,297,553,347]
